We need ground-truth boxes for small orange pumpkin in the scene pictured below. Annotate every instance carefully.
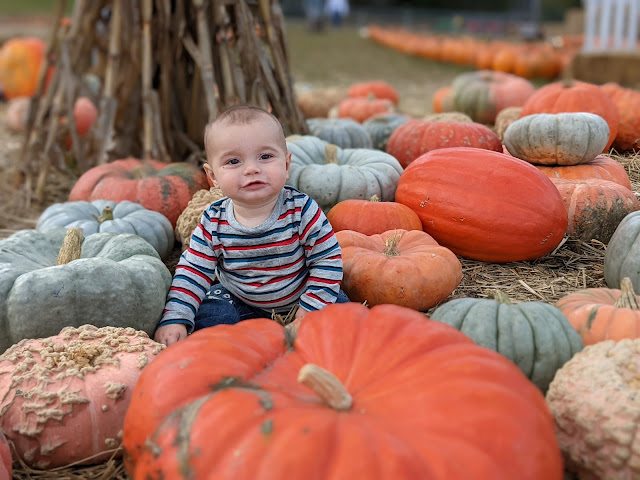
[557,277,640,346]
[337,96,395,123]
[326,195,422,235]
[601,82,640,153]
[0,37,49,99]
[348,80,399,105]
[336,229,462,311]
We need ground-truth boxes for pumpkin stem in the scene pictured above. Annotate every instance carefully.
[324,144,339,164]
[614,277,640,309]
[383,231,402,257]
[298,363,352,411]
[493,290,513,305]
[56,227,84,265]
[369,195,380,202]
[98,206,114,223]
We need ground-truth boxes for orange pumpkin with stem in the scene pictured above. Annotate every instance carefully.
[336,229,461,310]
[326,195,422,235]
[347,80,399,105]
[519,79,619,152]
[123,302,563,480]
[336,96,395,123]
[557,277,640,346]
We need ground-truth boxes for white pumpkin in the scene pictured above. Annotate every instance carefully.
[36,200,174,259]
[286,135,403,211]
[503,112,610,166]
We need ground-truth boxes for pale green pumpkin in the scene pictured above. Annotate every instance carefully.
[305,118,373,149]
[605,210,640,292]
[430,292,583,392]
[286,135,403,211]
[362,113,409,151]
[36,200,175,259]
[0,227,172,353]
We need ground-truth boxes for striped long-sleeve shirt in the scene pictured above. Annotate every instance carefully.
[158,186,343,332]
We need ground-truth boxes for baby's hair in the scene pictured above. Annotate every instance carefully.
[204,104,286,159]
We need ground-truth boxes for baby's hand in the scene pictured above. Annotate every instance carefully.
[154,324,188,346]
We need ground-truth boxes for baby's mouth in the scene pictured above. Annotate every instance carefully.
[243,180,265,188]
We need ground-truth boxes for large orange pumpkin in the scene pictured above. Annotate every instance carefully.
[535,155,631,190]
[519,80,619,152]
[601,82,640,153]
[326,195,422,235]
[0,37,49,99]
[123,302,563,480]
[551,177,639,243]
[386,120,503,168]
[68,158,209,226]
[347,80,399,105]
[336,229,461,310]
[557,277,640,346]
[394,147,568,262]
[336,96,395,123]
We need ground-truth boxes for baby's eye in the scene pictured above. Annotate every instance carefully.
[260,153,273,160]
[227,158,240,165]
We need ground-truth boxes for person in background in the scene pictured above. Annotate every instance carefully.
[154,105,348,346]
[304,0,325,32]
[325,0,349,27]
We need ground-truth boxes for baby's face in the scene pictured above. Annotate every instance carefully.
[203,115,291,209]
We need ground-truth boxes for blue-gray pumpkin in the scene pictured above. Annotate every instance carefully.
[305,118,373,149]
[430,291,583,392]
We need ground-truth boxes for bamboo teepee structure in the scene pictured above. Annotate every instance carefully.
[20,0,307,205]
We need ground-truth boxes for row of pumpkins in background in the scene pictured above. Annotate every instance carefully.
[364,24,585,80]
[1,78,640,479]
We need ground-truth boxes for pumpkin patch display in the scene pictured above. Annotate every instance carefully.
[605,211,640,292]
[503,112,610,166]
[326,195,422,235]
[347,80,399,104]
[36,199,175,259]
[0,431,10,480]
[546,338,640,479]
[286,135,403,211]
[362,113,410,151]
[430,292,583,392]
[394,147,568,262]
[386,120,503,168]
[0,227,172,353]
[68,158,209,226]
[519,79,619,152]
[0,37,48,99]
[306,117,373,149]
[557,278,640,346]
[0,324,164,468]
[336,229,461,310]
[123,303,563,480]
[450,70,536,124]
[550,177,639,243]
[535,155,631,190]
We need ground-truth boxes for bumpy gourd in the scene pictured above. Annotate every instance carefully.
[0,324,164,468]
[36,200,175,259]
[0,227,172,353]
[286,135,403,211]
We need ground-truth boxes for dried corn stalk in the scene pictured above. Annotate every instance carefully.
[19,0,307,206]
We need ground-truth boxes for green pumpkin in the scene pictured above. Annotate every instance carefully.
[36,200,175,259]
[362,113,409,151]
[305,118,373,149]
[604,210,640,292]
[430,292,583,392]
[286,135,403,211]
[0,227,172,353]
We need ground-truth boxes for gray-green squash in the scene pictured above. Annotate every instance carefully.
[430,292,583,392]
[0,227,172,353]
[305,118,373,149]
[36,200,175,259]
[286,135,404,211]
[604,210,640,292]
[362,113,409,151]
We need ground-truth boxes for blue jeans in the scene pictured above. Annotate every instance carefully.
[194,283,350,330]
